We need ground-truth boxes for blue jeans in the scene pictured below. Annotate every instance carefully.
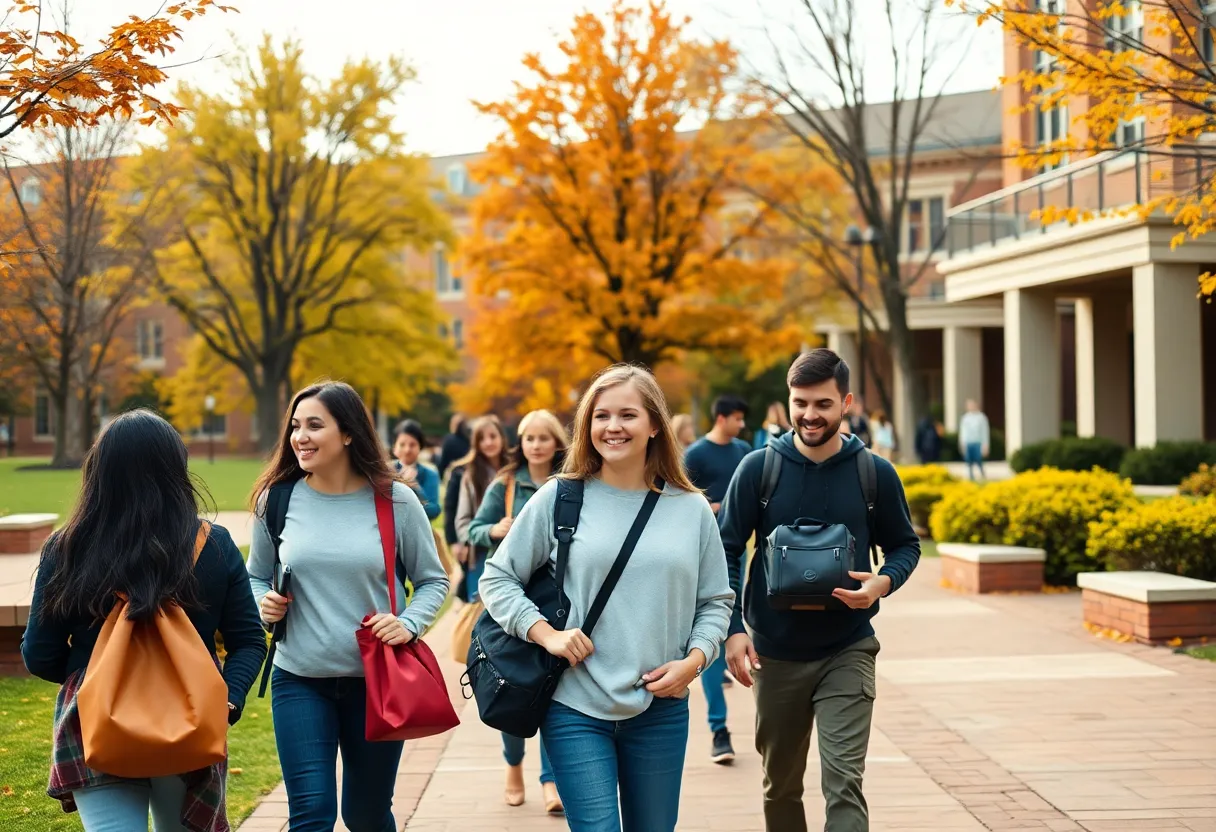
[964,442,985,480]
[502,731,555,784]
[699,652,728,732]
[465,554,486,601]
[543,696,689,832]
[72,776,188,831]
[271,667,404,832]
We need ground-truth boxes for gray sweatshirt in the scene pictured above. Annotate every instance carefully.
[247,479,449,678]
[478,477,734,721]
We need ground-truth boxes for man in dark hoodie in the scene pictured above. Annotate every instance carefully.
[718,349,920,831]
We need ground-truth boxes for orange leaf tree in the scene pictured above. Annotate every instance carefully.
[455,1,807,414]
[0,0,234,139]
[967,0,1216,295]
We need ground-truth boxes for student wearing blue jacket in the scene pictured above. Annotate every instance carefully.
[392,419,441,520]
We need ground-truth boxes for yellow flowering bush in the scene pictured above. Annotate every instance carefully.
[929,468,1138,585]
[1180,464,1216,498]
[1087,497,1216,581]
[897,465,966,530]
[896,464,957,488]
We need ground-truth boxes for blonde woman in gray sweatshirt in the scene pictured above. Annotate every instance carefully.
[479,365,734,832]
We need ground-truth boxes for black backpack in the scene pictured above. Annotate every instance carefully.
[461,478,662,738]
[758,446,878,610]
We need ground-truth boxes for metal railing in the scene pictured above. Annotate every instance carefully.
[945,147,1216,257]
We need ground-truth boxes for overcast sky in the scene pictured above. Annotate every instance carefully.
[64,0,1004,157]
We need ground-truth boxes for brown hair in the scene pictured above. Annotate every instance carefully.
[561,364,696,493]
[500,409,570,479]
[249,380,402,513]
[452,414,508,507]
[764,402,791,430]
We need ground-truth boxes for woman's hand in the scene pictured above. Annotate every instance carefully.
[643,649,706,699]
[489,516,514,540]
[363,614,415,646]
[451,542,469,564]
[260,590,290,624]
[528,621,594,666]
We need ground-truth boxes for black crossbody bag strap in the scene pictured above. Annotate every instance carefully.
[551,478,584,627]
[257,480,294,698]
[856,450,879,568]
[579,479,664,639]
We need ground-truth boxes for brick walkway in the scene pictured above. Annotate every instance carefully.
[238,557,1216,832]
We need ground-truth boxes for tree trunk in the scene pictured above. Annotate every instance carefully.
[255,382,284,454]
[882,289,926,462]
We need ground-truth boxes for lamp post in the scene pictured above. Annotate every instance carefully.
[843,224,880,402]
[204,395,216,464]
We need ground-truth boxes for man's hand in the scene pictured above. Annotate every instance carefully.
[710,502,721,515]
[832,571,892,609]
[725,633,761,688]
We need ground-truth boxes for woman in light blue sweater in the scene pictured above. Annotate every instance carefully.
[479,365,734,832]
[247,381,449,832]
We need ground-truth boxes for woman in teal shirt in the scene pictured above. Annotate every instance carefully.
[468,409,569,815]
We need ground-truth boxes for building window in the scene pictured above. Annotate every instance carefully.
[136,320,164,361]
[191,413,227,439]
[19,178,41,207]
[1035,0,1069,171]
[452,318,464,349]
[928,279,946,300]
[906,196,946,253]
[34,393,52,437]
[434,248,452,294]
[1106,0,1145,148]
[446,163,467,195]
[1204,2,1216,64]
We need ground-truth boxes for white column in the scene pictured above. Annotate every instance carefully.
[1075,294,1131,443]
[826,330,859,376]
[1132,263,1204,446]
[943,326,984,432]
[1004,288,1060,454]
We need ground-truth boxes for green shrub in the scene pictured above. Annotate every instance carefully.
[1118,441,1216,485]
[905,480,978,533]
[940,428,1005,462]
[929,467,1138,585]
[1180,464,1216,497]
[1087,496,1216,580]
[1010,436,1126,474]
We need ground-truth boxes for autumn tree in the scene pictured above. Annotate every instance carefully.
[0,0,233,142]
[753,0,995,441]
[0,118,142,466]
[123,37,455,449]
[968,0,1216,296]
[455,1,809,414]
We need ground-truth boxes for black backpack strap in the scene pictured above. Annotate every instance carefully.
[759,445,781,511]
[856,450,879,568]
[581,479,664,638]
[258,480,295,698]
[552,478,585,626]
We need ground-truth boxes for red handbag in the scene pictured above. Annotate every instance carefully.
[356,490,460,742]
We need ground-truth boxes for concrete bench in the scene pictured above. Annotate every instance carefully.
[0,513,57,555]
[0,550,38,676]
[938,543,1047,594]
[1077,571,1216,645]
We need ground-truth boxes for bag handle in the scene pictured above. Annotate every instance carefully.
[503,474,516,518]
[374,489,398,616]
[579,480,664,640]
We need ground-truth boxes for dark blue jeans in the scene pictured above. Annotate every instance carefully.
[543,696,689,832]
[271,667,404,832]
[699,652,728,733]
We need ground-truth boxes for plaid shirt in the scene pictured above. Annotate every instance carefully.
[48,669,230,832]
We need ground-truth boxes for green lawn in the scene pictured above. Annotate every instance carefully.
[0,457,267,518]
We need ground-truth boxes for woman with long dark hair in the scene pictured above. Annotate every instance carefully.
[246,381,449,832]
[479,365,734,832]
[467,410,569,814]
[22,409,266,831]
[452,414,507,599]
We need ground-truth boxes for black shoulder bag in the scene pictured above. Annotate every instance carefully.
[461,478,663,738]
[256,479,297,697]
[758,447,879,610]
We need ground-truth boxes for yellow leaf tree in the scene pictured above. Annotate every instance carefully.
[970,0,1216,295]
[122,37,455,448]
[0,0,234,140]
[454,1,806,413]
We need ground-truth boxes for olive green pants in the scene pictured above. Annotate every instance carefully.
[753,636,879,832]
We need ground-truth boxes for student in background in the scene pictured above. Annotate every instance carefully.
[453,415,508,600]
[870,410,895,461]
[682,394,751,766]
[753,401,791,449]
[958,399,991,481]
[672,413,696,450]
[392,419,441,520]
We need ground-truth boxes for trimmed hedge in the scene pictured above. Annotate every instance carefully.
[1118,441,1216,485]
[929,468,1138,585]
[939,428,1006,463]
[1087,496,1216,581]
[896,464,974,532]
[1009,436,1127,474]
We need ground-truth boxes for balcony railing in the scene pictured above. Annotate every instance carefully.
[945,147,1216,257]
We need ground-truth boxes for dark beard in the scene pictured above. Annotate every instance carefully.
[797,416,843,448]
